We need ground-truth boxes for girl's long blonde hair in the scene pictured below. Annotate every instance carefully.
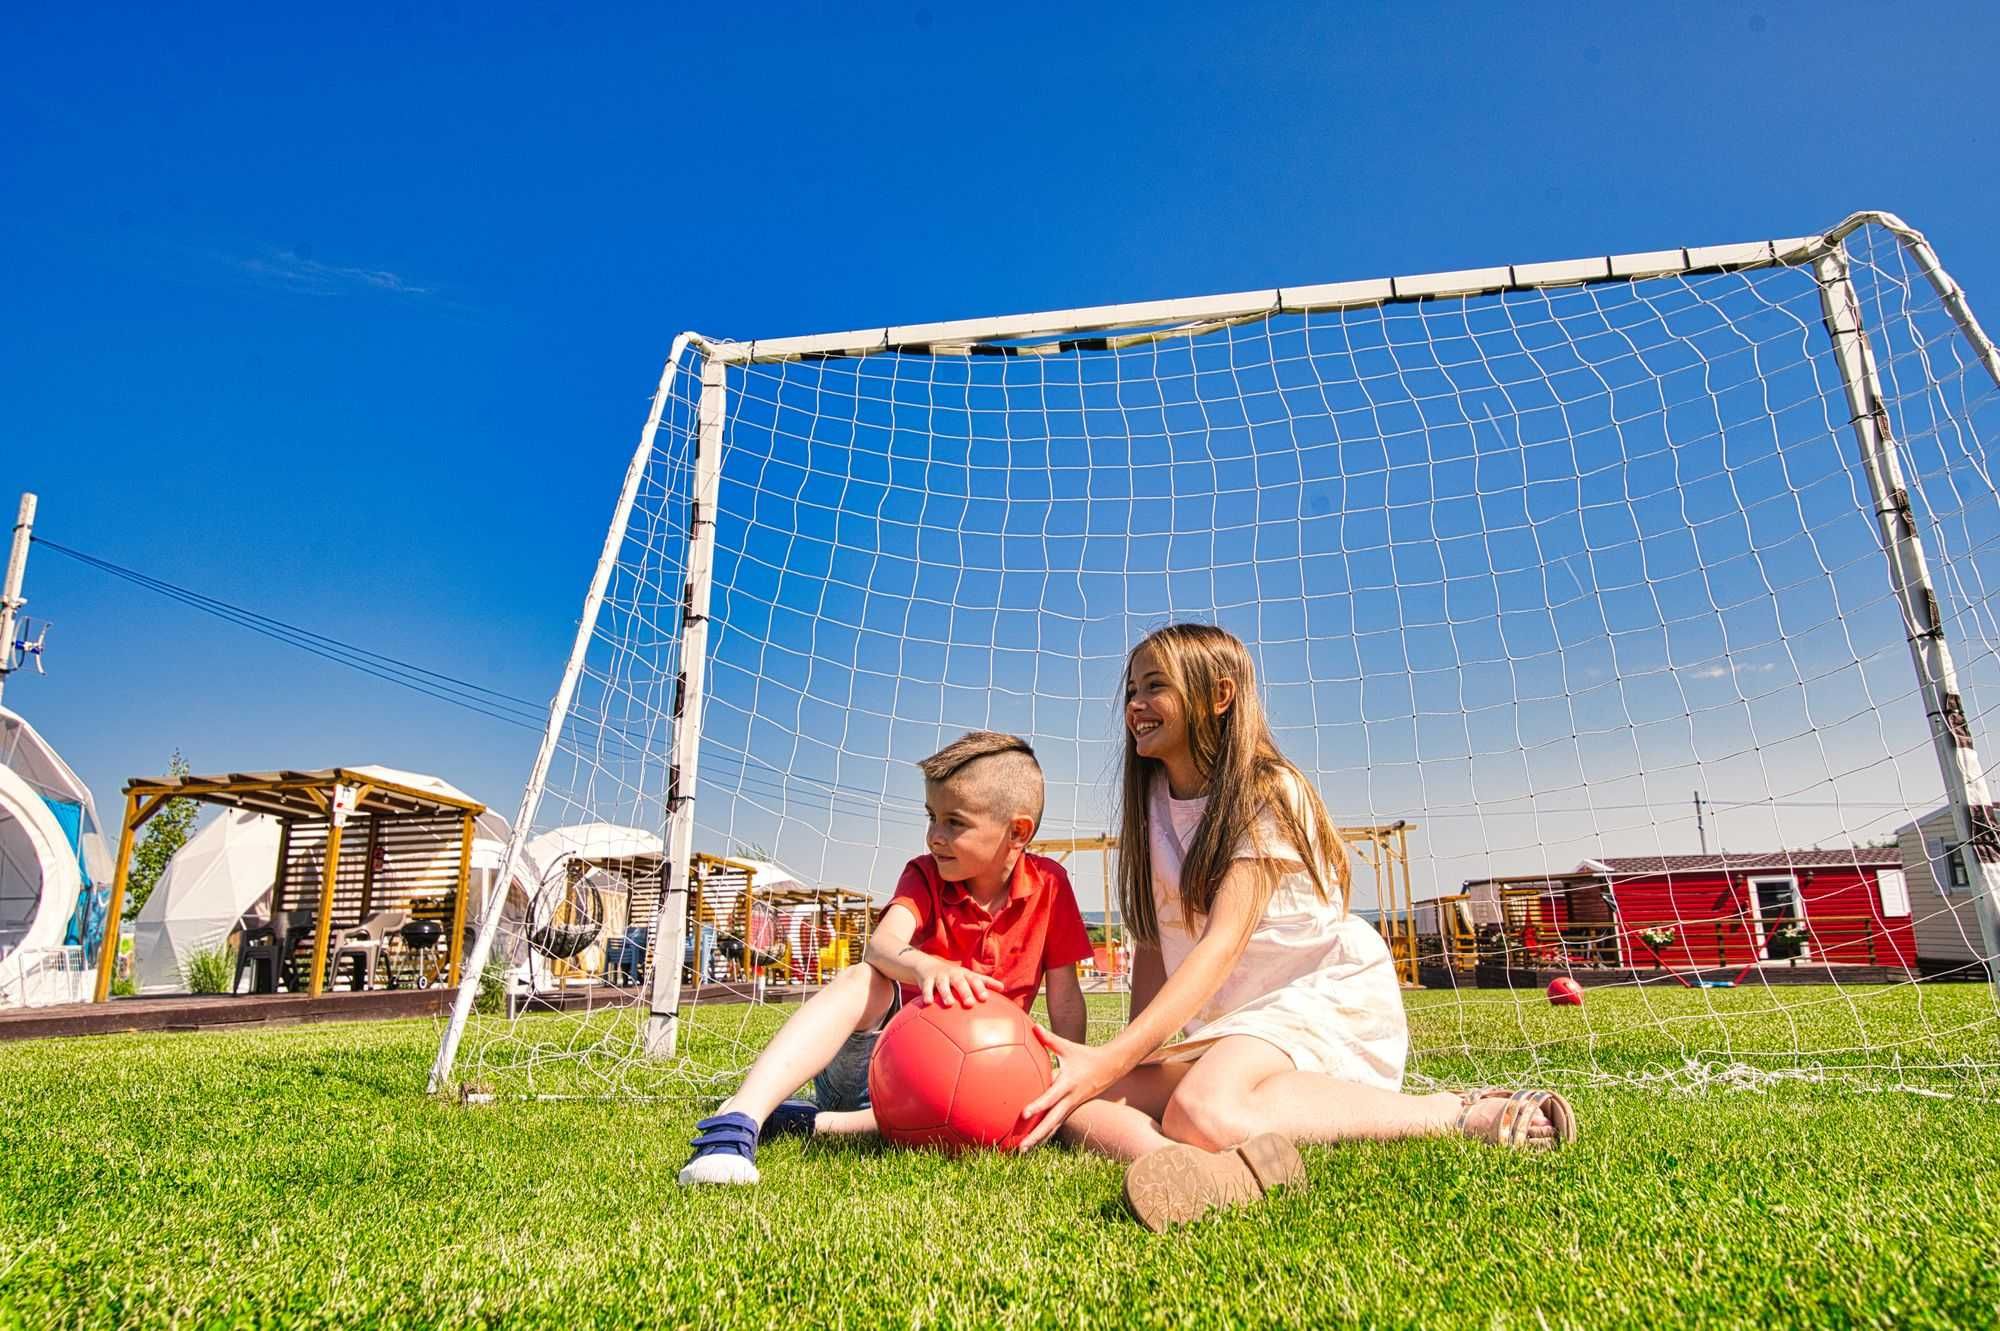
[1118,623,1350,945]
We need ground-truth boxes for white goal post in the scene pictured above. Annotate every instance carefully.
[434,211,2000,1100]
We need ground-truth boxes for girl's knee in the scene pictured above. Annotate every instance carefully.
[1161,1085,1258,1151]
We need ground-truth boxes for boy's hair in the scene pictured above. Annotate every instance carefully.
[918,731,1044,833]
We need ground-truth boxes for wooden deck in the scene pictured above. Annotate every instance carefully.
[3,967,1149,1044]
[0,988,455,1043]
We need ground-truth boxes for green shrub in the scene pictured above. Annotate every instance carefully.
[109,975,136,998]
[182,944,236,995]
[474,956,508,1015]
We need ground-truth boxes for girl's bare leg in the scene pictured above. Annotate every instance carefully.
[1159,1036,1549,1149]
[1056,1062,1193,1163]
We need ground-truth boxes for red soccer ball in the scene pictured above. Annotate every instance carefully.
[868,992,1054,1153]
[1547,976,1585,1007]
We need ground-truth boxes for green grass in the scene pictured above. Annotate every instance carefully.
[3,989,1999,1328]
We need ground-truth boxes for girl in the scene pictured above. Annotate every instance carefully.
[1017,623,1577,1230]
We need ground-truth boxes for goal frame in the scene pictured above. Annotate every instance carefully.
[431,210,2000,1094]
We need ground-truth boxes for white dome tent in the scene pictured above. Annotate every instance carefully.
[131,810,283,994]
[0,706,109,1007]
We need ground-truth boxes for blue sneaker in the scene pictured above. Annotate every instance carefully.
[677,1111,761,1186]
[762,1099,820,1141]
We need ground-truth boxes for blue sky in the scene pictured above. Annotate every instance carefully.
[6,2,2000,905]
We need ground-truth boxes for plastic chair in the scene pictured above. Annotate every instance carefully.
[329,909,408,991]
[605,926,649,987]
[234,911,288,994]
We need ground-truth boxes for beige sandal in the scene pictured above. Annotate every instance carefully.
[1122,1132,1305,1232]
[1454,1087,1579,1149]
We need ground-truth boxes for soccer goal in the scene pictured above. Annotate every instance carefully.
[434,211,2000,1103]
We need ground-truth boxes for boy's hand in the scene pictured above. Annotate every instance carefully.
[914,956,1001,1008]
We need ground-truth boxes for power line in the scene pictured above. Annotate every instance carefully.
[37,535,1944,829]
[33,536,553,730]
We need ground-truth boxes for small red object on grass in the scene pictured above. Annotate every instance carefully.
[868,992,1053,1153]
[1547,976,1585,1006]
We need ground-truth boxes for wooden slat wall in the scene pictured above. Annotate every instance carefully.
[272,814,466,932]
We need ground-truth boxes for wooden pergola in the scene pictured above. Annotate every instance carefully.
[93,768,486,1002]
[689,854,873,983]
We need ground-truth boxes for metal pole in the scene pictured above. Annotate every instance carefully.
[428,335,696,1093]
[1816,242,2000,984]
[1694,791,1708,855]
[0,493,36,707]
[645,354,726,1057]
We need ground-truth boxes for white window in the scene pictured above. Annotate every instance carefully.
[1929,836,1971,895]
[1877,868,1910,918]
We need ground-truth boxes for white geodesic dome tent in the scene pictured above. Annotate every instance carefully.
[131,808,282,993]
[0,706,110,1007]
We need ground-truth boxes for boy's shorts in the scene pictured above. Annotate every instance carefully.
[813,987,902,1112]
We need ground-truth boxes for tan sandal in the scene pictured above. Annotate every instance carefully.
[1122,1132,1304,1232]
[1454,1087,1579,1149]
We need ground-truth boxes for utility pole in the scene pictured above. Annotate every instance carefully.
[0,493,35,708]
[1693,789,1709,855]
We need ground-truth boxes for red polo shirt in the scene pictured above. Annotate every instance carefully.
[883,852,1093,1012]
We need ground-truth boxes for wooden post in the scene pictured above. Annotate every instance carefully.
[690,863,704,981]
[358,814,382,918]
[744,872,758,992]
[446,812,474,988]
[306,821,345,998]
[90,794,142,1003]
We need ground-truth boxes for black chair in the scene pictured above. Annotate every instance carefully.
[281,919,322,992]
[233,912,283,994]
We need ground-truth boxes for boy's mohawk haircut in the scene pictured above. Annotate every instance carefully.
[917,730,1038,783]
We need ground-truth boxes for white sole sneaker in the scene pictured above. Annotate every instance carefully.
[677,1153,761,1186]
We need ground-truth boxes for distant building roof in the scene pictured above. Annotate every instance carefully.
[1463,846,1902,891]
[1587,849,1903,874]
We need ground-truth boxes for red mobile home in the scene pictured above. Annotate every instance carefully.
[1464,848,1916,972]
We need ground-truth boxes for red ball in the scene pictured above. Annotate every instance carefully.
[868,992,1054,1153]
[1547,976,1585,1006]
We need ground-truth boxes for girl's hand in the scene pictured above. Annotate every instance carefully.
[1014,1026,1131,1152]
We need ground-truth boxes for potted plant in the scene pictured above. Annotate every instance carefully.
[1767,921,1807,962]
[1637,926,1675,970]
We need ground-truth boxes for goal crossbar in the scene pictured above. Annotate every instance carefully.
[697,211,1995,371]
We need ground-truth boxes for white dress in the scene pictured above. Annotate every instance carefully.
[1141,772,1409,1089]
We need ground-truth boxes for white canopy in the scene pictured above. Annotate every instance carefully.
[729,857,807,893]
[345,765,480,809]
[132,809,282,994]
[527,823,664,870]
[0,707,104,1007]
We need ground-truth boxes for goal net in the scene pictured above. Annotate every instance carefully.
[435,212,2000,1103]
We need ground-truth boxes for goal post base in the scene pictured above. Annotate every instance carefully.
[643,1011,678,1060]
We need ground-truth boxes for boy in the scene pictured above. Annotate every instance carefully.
[679,731,1094,1185]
